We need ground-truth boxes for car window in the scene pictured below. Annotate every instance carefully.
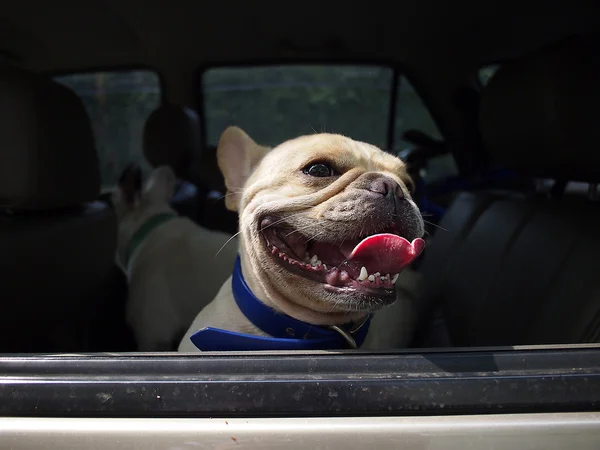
[202,65,457,184]
[479,64,500,86]
[54,70,161,189]
[202,65,393,150]
[393,76,458,182]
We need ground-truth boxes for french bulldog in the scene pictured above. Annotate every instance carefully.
[178,127,425,351]
[113,164,238,351]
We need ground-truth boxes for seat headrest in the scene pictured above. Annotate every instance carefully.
[143,104,201,179]
[0,66,100,210]
[480,34,600,183]
[197,144,226,191]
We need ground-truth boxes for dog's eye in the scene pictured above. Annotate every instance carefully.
[302,163,335,177]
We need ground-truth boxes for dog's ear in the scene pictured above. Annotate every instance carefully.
[216,126,269,211]
[143,165,177,203]
[116,163,143,205]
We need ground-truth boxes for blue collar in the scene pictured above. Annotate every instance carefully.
[190,256,371,351]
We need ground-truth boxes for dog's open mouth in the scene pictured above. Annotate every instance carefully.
[260,217,425,294]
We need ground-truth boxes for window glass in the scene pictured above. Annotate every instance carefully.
[202,65,458,183]
[202,65,393,149]
[479,64,500,86]
[393,76,458,182]
[54,70,161,189]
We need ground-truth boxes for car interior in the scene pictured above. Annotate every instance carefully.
[1,2,600,356]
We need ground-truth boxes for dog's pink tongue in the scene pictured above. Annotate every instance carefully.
[343,234,425,274]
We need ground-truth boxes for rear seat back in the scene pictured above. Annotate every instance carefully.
[143,104,204,222]
[196,144,238,235]
[417,34,600,347]
[0,66,132,352]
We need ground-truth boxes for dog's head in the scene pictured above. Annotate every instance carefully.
[112,163,177,270]
[218,126,425,326]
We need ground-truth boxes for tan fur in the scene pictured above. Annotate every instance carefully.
[179,127,424,352]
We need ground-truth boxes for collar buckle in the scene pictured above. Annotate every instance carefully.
[328,325,358,349]
[328,315,370,349]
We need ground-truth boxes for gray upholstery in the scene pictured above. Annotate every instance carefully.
[416,34,600,347]
[419,192,600,346]
[143,103,200,179]
[0,66,100,210]
[197,144,238,235]
[142,104,201,221]
[0,67,127,352]
[480,34,600,183]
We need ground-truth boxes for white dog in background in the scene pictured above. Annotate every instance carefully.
[112,164,238,351]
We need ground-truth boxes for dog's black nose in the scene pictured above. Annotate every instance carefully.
[367,177,405,199]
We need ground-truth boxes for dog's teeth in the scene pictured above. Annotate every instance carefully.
[316,260,322,266]
[323,264,328,270]
[380,275,388,281]
[368,275,375,282]
[310,255,318,265]
[391,273,400,284]
[358,266,368,281]
[374,272,381,278]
